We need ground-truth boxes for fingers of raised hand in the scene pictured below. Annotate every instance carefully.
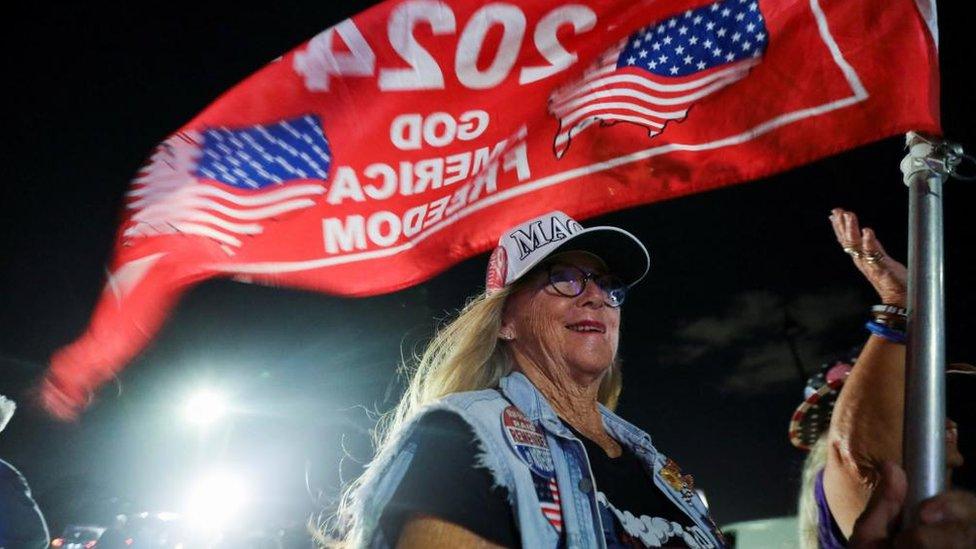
[830,208,848,243]
[859,228,886,266]
[831,208,868,260]
[831,208,852,243]
[861,227,885,254]
[842,212,862,249]
[830,208,860,244]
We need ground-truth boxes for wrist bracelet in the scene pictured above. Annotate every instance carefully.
[866,320,907,344]
[872,304,907,317]
[871,313,906,330]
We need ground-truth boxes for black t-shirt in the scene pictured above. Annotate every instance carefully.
[565,425,708,548]
[379,411,709,548]
[379,410,520,547]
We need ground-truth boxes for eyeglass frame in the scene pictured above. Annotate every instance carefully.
[544,263,628,307]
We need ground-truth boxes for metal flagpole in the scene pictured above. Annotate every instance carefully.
[899,132,964,514]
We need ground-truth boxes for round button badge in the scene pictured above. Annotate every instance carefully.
[501,405,556,479]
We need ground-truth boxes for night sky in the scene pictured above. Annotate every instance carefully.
[2,1,975,540]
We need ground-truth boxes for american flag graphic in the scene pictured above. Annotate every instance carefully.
[549,0,768,158]
[534,475,563,532]
[124,115,330,250]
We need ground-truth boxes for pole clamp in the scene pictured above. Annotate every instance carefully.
[900,132,973,185]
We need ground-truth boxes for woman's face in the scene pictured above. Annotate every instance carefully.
[501,251,622,381]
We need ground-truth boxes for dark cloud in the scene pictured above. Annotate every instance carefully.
[663,288,863,396]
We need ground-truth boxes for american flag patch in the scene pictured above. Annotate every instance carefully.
[534,474,563,533]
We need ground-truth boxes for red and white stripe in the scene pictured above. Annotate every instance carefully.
[122,131,325,250]
[548,41,758,158]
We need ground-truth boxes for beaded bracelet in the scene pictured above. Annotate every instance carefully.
[871,313,906,331]
[866,320,907,344]
[871,304,908,317]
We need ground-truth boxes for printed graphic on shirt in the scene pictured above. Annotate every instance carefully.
[597,491,715,548]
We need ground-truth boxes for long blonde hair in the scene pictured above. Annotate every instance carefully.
[323,279,623,545]
[798,435,829,549]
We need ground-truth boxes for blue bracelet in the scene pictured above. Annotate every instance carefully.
[866,320,907,344]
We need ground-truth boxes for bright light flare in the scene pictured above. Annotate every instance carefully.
[182,389,229,425]
[183,470,249,530]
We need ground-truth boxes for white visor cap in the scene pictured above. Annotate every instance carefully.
[486,211,650,293]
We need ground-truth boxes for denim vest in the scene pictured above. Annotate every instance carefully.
[349,372,725,548]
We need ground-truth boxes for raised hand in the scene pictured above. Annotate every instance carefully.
[830,208,907,307]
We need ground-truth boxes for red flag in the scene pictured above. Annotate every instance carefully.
[41,0,939,418]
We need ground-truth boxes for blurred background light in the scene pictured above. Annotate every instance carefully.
[182,389,229,425]
[183,469,249,531]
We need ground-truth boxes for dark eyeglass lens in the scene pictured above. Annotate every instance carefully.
[549,267,584,297]
[596,275,627,306]
[548,267,627,306]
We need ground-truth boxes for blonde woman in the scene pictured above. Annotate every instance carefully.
[337,211,724,548]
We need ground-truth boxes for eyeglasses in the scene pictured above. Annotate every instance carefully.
[547,265,627,307]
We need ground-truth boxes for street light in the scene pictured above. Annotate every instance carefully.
[182,389,229,425]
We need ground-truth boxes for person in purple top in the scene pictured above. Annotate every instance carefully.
[790,209,973,548]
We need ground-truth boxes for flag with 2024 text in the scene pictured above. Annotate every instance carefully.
[41,0,939,418]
